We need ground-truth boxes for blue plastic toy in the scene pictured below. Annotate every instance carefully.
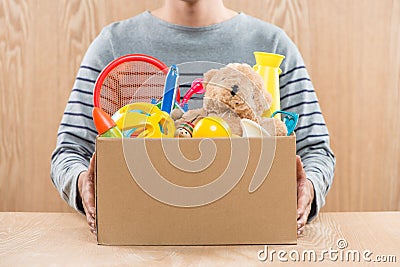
[161,64,179,114]
[271,110,299,136]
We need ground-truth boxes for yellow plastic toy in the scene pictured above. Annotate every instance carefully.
[112,102,175,138]
[192,116,232,138]
[253,52,285,119]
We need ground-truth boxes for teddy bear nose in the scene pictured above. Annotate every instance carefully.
[231,85,239,96]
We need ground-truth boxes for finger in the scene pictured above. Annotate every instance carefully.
[297,189,310,210]
[86,211,95,228]
[297,211,308,229]
[82,199,96,234]
[80,173,95,219]
[82,187,95,221]
[89,219,97,235]
[82,180,96,218]
[297,224,305,235]
[90,228,97,236]
[297,184,311,219]
[297,203,311,231]
[296,155,310,219]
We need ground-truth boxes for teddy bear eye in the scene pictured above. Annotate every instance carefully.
[231,85,239,96]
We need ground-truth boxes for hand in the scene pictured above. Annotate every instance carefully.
[78,153,96,235]
[296,155,314,235]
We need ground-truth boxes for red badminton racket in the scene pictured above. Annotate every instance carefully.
[93,54,176,116]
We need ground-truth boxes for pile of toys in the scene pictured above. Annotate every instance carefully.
[93,52,298,139]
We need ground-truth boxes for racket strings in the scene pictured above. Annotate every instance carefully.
[99,61,166,116]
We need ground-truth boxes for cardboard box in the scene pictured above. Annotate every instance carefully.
[95,136,297,245]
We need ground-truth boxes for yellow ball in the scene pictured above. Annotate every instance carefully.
[192,116,231,138]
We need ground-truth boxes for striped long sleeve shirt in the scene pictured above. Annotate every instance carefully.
[51,11,335,220]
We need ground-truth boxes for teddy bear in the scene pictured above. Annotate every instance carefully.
[173,63,287,137]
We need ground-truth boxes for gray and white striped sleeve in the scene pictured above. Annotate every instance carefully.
[50,29,114,213]
[276,31,336,221]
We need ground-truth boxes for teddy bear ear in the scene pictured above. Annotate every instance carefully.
[203,69,219,85]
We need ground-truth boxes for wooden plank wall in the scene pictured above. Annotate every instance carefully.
[0,0,399,212]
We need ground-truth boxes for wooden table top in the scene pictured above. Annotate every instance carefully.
[0,212,399,266]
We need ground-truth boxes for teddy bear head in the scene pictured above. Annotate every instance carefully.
[202,63,272,123]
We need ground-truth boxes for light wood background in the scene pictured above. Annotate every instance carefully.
[0,0,399,212]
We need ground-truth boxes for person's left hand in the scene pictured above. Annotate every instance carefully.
[78,153,96,235]
[296,155,314,235]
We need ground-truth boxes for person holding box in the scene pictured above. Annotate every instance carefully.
[51,0,335,235]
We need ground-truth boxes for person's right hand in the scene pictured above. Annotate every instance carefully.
[78,153,96,235]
